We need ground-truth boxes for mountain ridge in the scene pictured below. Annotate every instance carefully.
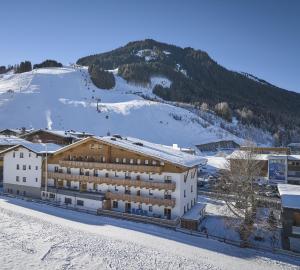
[77,39,300,145]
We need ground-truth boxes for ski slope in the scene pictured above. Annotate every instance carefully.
[0,66,242,147]
[0,195,299,270]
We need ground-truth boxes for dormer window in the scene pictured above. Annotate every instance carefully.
[123,158,126,163]
[152,160,157,165]
[145,160,149,165]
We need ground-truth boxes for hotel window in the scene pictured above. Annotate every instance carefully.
[114,186,118,191]
[35,166,38,170]
[125,186,130,194]
[16,176,19,182]
[54,166,59,172]
[113,201,118,208]
[16,164,19,170]
[149,173,153,180]
[35,178,38,182]
[123,158,126,163]
[164,175,172,183]
[191,185,193,193]
[184,190,186,198]
[115,157,119,163]
[23,177,26,182]
[137,159,141,165]
[28,165,31,170]
[67,168,71,174]
[13,152,16,158]
[191,200,193,207]
[138,204,142,210]
[115,171,119,177]
[130,158,134,164]
[184,206,186,214]
[77,200,84,206]
[102,156,106,162]
[187,203,190,210]
[29,152,31,157]
[23,165,26,170]
[149,189,153,196]
[149,205,153,212]
[20,152,24,158]
[65,197,72,204]
[145,160,149,165]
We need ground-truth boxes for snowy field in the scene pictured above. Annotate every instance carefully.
[0,195,299,270]
[0,67,241,148]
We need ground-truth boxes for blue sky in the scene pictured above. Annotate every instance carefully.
[1,0,299,92]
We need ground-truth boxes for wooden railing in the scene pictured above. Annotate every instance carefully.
[105,191,176,207]
[46,172,176,191]
[59,160,162,173]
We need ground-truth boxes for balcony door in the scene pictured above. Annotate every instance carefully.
[164,208,171,220]
[125,202,131,213]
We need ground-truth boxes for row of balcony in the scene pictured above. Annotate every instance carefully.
[46,171,176,191]
[59,160,162,173]
[105,191,176,207]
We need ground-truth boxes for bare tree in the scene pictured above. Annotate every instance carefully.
[216,147,264,244]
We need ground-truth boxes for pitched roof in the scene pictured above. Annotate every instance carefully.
[0,135,29,145]
[0,142,62,155]
[278,184,300,209]
[55,136,206,168]
[21,129,79,140]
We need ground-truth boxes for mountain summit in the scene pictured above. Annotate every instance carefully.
[77,39,300,144]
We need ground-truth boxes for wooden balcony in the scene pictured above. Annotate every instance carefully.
[46,171,176,191]
[105,191,176,207]
[59,160,162,173]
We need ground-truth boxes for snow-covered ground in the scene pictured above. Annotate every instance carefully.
[0,67,242,148]
[0,195,299,270]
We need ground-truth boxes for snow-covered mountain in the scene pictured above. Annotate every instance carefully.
[0,66,252,148]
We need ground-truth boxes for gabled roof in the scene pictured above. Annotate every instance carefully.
[54,136,206,168]
[0,135,29,145]
[0,142,62,155]
[278,184,300,209]
[21,129,79,140]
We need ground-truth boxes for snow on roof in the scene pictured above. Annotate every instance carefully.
[288,143,300,147]
[0,142,62,155]
[278,184,300,209]
[0,135,29,145]
[96,136,206,168]
[227,150,269,160]
[24,129,79,139]
[182,202,206,221]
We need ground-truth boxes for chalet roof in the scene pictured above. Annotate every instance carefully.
[21,129,79,140]
[0,142,62,155]
[228,150,300,161]
[55,136,206,168]
[278,184,300,209]
[0,135,29,145]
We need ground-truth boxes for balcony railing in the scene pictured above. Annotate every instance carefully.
[59,160,162,173]
[46,171,176,191]
[105,191,176,207]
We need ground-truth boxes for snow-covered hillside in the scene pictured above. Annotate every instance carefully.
[0,66,244,147]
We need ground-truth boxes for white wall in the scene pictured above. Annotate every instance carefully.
[3,147,42,188]
[47,163,198,219]
[42,191,102,211]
